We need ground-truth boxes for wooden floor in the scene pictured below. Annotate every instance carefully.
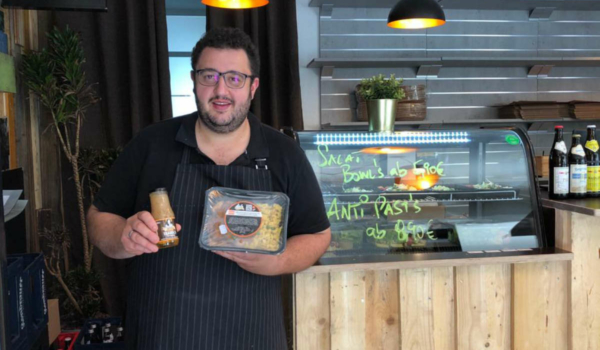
[294,209,598,350]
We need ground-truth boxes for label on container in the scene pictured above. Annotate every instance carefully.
[553,167,569,194]
[554,141,567,154]
[157,218,177,239]
[572,145,586,157]
[588,165,600,193]
[570,164,588,193]
[585,140,599,153]
[225,201,262,237]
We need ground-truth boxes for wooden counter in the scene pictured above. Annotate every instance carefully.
[292,194,591,350]
[542,192,600,350]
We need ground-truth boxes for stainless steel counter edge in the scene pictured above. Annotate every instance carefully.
[301,248,573,274]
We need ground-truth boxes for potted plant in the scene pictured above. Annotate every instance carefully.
[21,26,103,325]
[356,74,405,132]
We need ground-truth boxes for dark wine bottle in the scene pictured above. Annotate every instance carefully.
[549,125,569,199]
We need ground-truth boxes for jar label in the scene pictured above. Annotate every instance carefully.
[157,218,177,239]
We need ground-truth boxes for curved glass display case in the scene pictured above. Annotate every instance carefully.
[295,128,547,265]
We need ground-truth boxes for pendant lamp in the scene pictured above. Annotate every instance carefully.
[202,0,269,9]
[388,0,446,29]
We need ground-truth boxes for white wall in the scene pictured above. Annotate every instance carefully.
[296,0,321,130]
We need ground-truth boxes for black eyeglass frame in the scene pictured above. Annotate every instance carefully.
[192,68,255,89]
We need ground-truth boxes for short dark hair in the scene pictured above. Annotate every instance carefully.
[191,27,260,77]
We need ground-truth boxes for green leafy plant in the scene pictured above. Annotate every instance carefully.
[21,26,100,319]
[78,147,122,203]
[41,226,104,326]
[357,74,405,100]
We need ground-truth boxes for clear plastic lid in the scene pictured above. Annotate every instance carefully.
[199,187,290,255]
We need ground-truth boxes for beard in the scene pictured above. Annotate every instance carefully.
[196,91,252,134]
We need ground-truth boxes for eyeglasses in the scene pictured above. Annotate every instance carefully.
[193,69,254,89]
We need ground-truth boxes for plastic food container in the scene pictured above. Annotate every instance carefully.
[199,187,290,254]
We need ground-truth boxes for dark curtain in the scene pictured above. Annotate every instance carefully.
[52,0,173,317]
[54,0,173,148]
[207,0,304,131]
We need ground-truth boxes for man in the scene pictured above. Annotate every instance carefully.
[87,27,331,349]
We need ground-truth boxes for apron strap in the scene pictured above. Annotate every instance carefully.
[182,145,192,164]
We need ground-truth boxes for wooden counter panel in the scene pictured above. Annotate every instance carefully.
[431,267,455,350]
[330,271,367,349]
[295,261,570,350]
[456,265,511,350]
[295,273,330,350]
[365,270,400,350]
[568,212,600,350]
[399,268,455,350]
[512,262,568,350]
[293,207,600,350]
[400,268,435,350]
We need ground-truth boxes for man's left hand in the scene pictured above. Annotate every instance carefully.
[214,251,283,276]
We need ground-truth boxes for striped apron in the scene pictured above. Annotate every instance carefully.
[125,146,287,350]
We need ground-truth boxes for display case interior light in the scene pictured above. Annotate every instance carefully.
[314,132,471,146]
[361,147,417,154]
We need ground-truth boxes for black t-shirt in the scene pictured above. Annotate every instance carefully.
[93,112,330,237]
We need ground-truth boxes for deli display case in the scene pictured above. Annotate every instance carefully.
[295,128,549,265]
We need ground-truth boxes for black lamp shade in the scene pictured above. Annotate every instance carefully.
[388,0,446,29]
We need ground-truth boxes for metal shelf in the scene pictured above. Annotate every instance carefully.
[308,0,600,11]
[308,57,600,69]
[320,118,600,130]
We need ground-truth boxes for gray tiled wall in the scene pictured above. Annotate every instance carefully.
[318,8,600,153]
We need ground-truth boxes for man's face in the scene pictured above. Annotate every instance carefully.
[191,48,259,134]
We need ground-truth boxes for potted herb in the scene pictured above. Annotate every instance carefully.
[356,74,405,132]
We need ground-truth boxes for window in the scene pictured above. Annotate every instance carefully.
[166,1,206,117]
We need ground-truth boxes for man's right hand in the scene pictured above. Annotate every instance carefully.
[87,205,183,259]
[121,211,161,255]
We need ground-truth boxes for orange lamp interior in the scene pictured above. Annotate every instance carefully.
[388,18,445,29]
[202,0,269,9]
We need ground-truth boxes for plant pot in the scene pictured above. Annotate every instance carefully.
[367,99,396,132]
[355,84,427,121]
